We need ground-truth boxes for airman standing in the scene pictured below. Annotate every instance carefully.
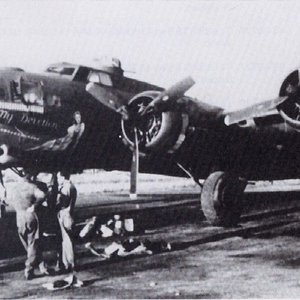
[0,171,7,218]
[5,173,50,280]
[45,173,62,270]
[56,173,82,286]
[57,174,76,272]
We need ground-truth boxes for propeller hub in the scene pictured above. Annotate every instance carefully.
[122,96,163,151]
[121,91,188,154]
[278,69,300,129]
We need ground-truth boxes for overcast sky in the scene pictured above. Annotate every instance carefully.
[0,1,300,110]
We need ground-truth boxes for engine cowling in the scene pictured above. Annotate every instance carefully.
[278,69,300,130]
[121,91,189,154]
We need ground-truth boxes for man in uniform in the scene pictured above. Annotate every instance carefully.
[56,174,76,273]
[5,172,50,280]
[43,173,63,271]
[0,171,7,218]
[56,173,83,286]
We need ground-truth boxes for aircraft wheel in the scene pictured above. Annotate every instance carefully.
[200,171,246,226]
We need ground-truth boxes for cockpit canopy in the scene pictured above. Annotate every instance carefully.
[45,63,75,76]
[45,57,124,87]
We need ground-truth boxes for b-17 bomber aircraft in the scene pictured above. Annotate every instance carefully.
[0,57,299,226]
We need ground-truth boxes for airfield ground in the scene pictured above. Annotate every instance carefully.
[1,171,300,298]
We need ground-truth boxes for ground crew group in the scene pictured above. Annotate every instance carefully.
[1,172,78,281]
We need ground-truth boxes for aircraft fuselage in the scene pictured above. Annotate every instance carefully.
[0,64,298,181]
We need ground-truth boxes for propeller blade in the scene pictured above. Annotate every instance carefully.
[140,76,195,115]
[129,127,139,199]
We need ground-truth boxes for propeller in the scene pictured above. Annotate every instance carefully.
[86,77,195,198]
[224,69,300,128]
[139,77,195,116]
[129,127,139,199]
[277,69,300,129]
[86,76,195,121]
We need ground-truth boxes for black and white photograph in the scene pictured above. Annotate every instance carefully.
[1,0,300,298]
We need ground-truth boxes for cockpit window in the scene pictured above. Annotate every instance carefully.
[99,73,113,86]
[88,71,113,87]
[88,72,99,83]
[0,88,6,100]
[11,79,44,106]
[46,66,75,76]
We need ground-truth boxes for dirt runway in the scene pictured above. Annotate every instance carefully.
[1,184,300,298]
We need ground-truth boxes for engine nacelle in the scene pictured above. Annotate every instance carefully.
[121,91,189,154]
[278,69,300,130]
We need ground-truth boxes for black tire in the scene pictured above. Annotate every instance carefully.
[200,171,246,226]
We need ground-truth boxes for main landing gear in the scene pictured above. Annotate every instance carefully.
[200,171,247,226]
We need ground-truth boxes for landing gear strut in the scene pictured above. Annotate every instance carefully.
[200,171,247,226]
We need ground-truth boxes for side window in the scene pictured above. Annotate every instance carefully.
[46,66,75,76]
[10,78,44,106]
[0,87,6,100]
[99,73,112,86]
[23,82,44,106]
[88,71,113,87]
[88,72,100,84]
[46,94,61,108]
[73,67,90,82]
[10,80,22,103]
[59,68,75,76]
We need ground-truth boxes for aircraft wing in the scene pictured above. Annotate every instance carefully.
[223,96,288,126]
[222,68,300,128]
[175,96,224,128]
